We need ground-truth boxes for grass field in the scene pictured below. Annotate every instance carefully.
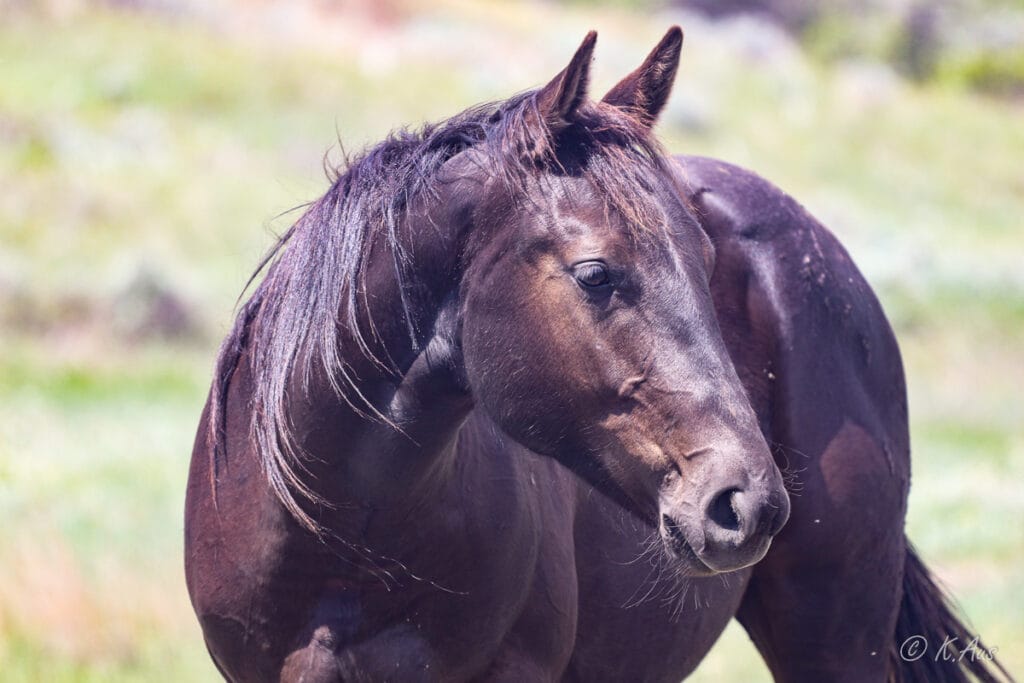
[0,2,1021,680]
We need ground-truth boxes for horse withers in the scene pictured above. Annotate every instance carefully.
[185,28,1011,682]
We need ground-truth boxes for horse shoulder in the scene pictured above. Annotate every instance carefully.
[186,351,322,680]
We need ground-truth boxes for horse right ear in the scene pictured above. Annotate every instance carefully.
[602,26,683,128]
[535,30,597,130]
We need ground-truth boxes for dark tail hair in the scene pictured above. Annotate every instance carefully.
[889,541,1014,682]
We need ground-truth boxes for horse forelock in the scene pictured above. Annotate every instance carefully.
[209,87,678,535]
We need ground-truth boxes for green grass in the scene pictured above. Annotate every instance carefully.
[1,2,1021,680]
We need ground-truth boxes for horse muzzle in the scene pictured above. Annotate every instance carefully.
[659,478,790,574]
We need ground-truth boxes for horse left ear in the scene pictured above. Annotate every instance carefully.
[602,26,683,128]
[536,30,597,130]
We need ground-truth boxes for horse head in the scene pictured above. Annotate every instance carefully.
[449,29,790,573]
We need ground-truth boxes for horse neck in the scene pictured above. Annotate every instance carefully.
[281,191,476,515]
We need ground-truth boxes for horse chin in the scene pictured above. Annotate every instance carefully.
[661,529,718,577]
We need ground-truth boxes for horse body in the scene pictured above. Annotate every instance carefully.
[185,29,1010,683]
[182,152,901,681]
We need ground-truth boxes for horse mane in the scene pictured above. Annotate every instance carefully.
[208,88,673,535]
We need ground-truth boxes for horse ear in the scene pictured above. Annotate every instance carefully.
[602,26,683,128]
[536,30,597,129]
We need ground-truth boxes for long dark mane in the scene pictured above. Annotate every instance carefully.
[208,88,674,533]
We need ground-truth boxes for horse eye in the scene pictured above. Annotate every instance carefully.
[573,261,611,288]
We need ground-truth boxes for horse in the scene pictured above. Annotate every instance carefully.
[184,28,1011,682]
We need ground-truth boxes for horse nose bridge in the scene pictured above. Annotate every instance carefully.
[662,404,769,466]
[649,349,760,429]
[637,353,774,476]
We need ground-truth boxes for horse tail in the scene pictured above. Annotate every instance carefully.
[889,541,1014,682]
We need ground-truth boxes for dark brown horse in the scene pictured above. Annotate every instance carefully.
[185,28,1011,682]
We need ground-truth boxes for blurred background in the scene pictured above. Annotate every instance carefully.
[0,0,1021,680]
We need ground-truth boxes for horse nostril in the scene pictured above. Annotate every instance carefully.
[708,487,742,532]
